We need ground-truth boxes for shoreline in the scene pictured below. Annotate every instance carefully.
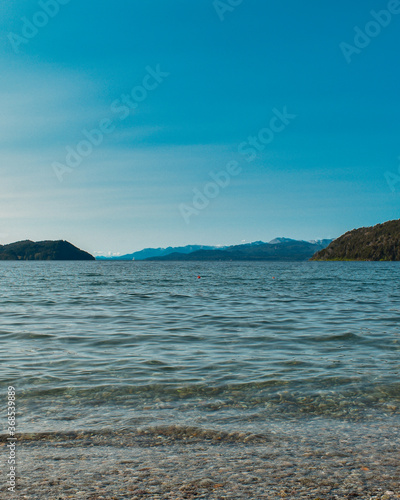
[3,422,399,500]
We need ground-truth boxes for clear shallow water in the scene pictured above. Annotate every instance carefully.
[1,261,399,434]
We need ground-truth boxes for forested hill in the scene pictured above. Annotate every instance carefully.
[311,219,400,261]
[0,240,95,261]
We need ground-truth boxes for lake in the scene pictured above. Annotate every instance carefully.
[1,261,399,435]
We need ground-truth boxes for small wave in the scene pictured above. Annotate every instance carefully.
[311,332,362,342]
[0,426,270,444]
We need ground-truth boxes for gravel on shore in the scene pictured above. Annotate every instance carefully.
[2,419,399,500]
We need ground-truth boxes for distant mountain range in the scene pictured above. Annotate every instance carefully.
[0,240,95,261]
[97,239,333,262]
[96,245,228,261]
[311,219,400,261]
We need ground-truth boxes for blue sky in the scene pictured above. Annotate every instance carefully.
[0,0,399,255]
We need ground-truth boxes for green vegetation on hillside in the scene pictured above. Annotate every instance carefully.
[0,240,95,261]
[311,219,400,261]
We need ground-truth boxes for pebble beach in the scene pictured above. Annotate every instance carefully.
[4,417,399,500]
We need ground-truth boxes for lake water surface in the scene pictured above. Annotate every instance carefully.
[1,261,399,435]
